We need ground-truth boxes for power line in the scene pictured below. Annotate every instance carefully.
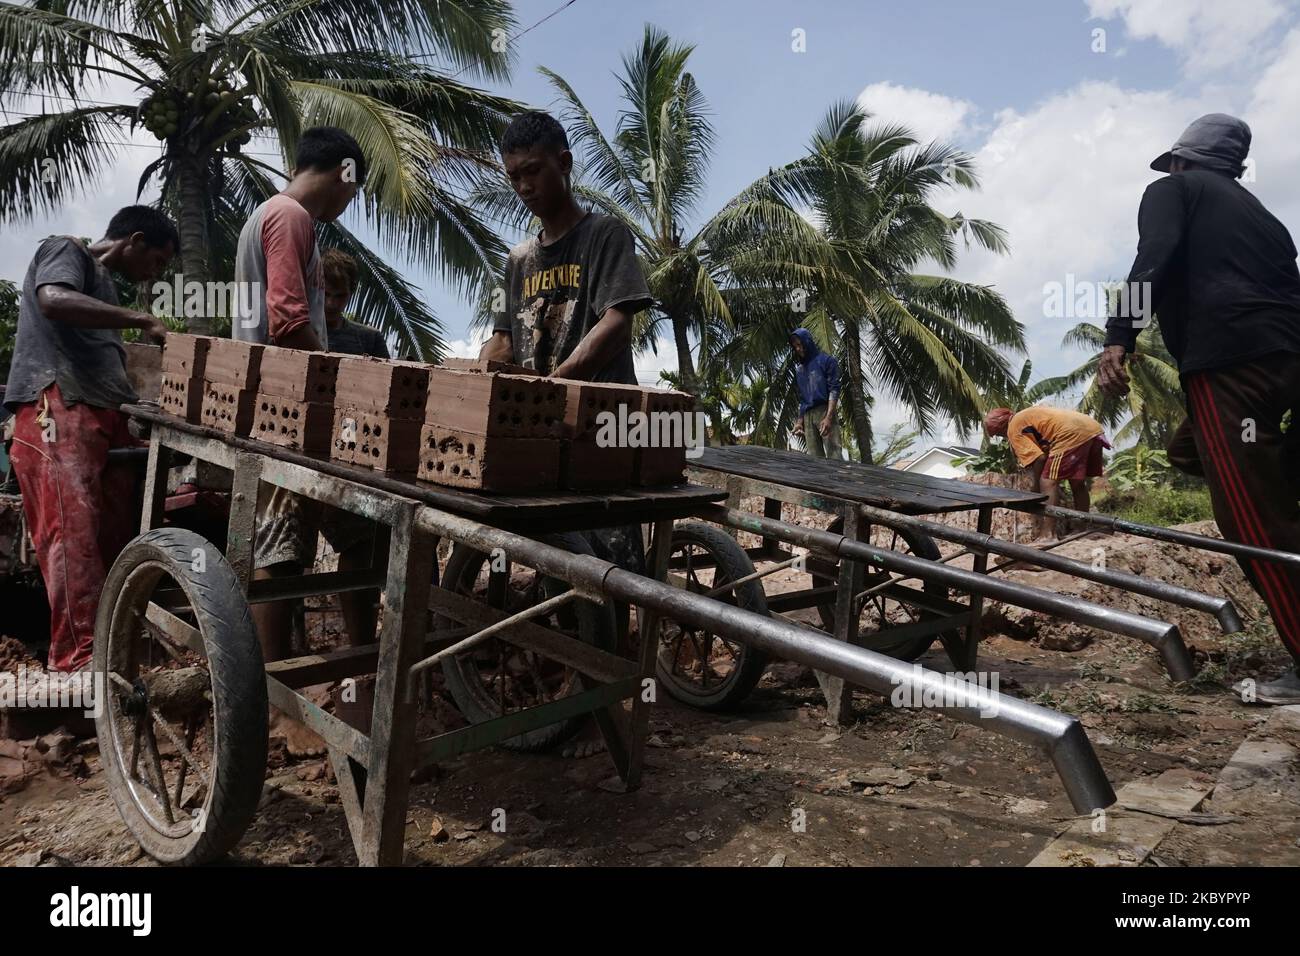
[0,88,134,109]
[0,104,287,158]
[6,0,580,99]
[509,0,581,45]
[419,0,580,80]
[0,0,584,115]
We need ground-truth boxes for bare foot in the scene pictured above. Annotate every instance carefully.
[561,721,607,759]
[268,709,326,758]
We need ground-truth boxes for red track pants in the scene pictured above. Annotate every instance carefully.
[1168,352,1300,666]
[9,384,138,672]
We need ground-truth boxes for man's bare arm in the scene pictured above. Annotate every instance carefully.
[821,394,838,436]
[37,285,167,343]
[479,330,514,363]
[1026,456,1047,488]
[274,323,322,351]
[551,306,633,381]
[1097,345,1130,397]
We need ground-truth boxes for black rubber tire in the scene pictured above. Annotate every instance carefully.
[655,522,771,711]
[438,533,617,752]
[813,517,953,662]
[94,527,267,866]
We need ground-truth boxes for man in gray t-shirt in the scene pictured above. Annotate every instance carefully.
[483,115,652,387]
[5,206,176,672]
[495,212,650,384]
[6,238,147,410]
[479,111,655,757]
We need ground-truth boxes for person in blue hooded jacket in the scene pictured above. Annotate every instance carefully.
[789,328,841,459]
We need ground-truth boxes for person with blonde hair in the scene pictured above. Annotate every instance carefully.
[321,248,388,359]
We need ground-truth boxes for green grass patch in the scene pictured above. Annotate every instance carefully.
[1096,485,1214,527]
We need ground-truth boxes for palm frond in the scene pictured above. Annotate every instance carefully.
[0,104,136,220]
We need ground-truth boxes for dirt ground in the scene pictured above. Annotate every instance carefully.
[2,513,1298,868]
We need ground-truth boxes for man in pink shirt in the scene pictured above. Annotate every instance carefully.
[233,127,366,662]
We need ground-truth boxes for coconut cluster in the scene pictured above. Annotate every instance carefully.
[139,76,257,148]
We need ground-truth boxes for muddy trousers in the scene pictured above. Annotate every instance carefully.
[802,404,841,460]
[1167,352,1300,667]
[8,384,138,672]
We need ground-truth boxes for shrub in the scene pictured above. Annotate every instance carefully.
[1096,483,1214,527]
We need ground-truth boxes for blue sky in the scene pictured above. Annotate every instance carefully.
[4,0,1299,438]
[470,0,1181,226]
[422,0,1300,430]
[428,0,1185,347]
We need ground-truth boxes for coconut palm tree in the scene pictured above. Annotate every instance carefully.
[660,363,793,448]
[471,24,854,407]
[1033,319,1184,447]
[0,277,17,383]
[985,358,1056,410]
[726,102,1025,461]
[0,0,523,357]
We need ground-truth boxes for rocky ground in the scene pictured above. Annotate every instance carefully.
[2,515,1298,867]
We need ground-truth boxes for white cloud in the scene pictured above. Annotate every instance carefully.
[855,82,977,145]
[870,23,1300,433]
[443,328,490,358]
[0,145,164,287]
[634,335,679,386]
[0,78,166,284]
[838,77,1220,445]
[1246,27,1300,225]
[1087,0,1291,72]
[948,79,1208,372]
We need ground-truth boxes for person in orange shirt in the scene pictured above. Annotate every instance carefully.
[984,406,1111,540]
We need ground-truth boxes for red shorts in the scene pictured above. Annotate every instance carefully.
[1044,434,1109,481]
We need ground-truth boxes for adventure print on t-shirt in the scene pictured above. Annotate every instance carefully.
[497,212,654,384]
[516,261,584,373]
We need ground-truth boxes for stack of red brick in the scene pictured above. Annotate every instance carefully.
[159,334,208,423]
[160,333,260,435]
[330,357,428,474]
[201,339,261,435]
[158,334,695,492]
[415,359,567,491]
[252,347,339,452]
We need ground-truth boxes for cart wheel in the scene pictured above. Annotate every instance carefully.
[655,522,771,711]
[813,517,956,661]
[437,533,616,752]
[94,528,267,865]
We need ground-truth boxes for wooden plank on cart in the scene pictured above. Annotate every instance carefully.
[124,404,727,532]
[695,445,1045,514]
